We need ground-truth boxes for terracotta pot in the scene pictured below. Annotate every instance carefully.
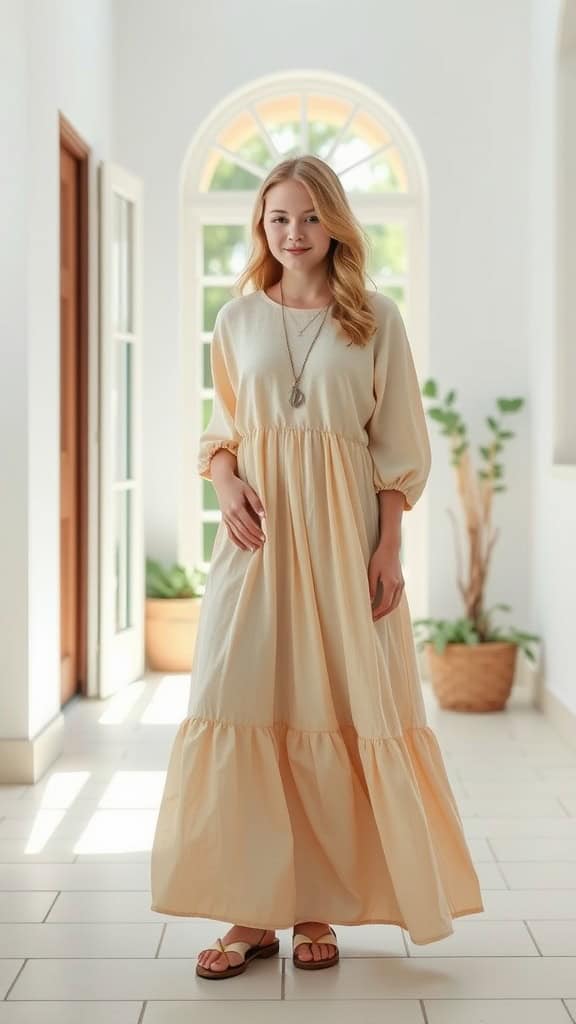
[426,641,518,711]
[145,597,202,672]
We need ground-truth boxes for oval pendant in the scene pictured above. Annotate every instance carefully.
[290,385,305,407]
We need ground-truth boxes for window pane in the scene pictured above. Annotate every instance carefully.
[202,342,212,389]
[204,153,263,192]
[112,194,134,333]
[203,521,218,561]
[202,397,213,430]
[216,111,276,171]
[329,110,408,193]
[341,145,406,193]
[203,225,248,275]
[331,132,374,174]
[254,95,303,156]
[114,489,132,632]
[381,284,406,318]
[364,224,408,277]
[114,339,133,482]
[307,94,354,160]
[203,287,234,331]
[202,480,220,511]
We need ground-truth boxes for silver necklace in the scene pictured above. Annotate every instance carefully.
[279,280,332,407]
[286,305,326,335]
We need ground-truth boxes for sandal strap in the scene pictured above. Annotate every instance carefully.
[293,927,337,951]
[219,940,254,955]
[204,928,270,959]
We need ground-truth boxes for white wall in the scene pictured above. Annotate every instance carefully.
[0,1,29,739]
[0,0,112,753]
[111,0,535,642]
[530,0,576,715]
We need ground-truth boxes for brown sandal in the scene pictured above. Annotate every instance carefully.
[196,928,280,979]
[292,925,339,970]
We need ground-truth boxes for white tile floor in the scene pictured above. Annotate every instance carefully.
[1,672,576,1022]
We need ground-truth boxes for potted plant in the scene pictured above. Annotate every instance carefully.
[412,381,540,711]
[145,558,207,672]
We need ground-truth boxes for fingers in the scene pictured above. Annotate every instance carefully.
[224,498,267,551]
[225,514,264,550]
[372,581,404,621]
[225,521,252,550]
[244,489,266,521]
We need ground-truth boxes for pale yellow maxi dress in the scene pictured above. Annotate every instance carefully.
[150,288,484,944]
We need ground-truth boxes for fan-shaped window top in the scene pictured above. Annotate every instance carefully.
[199,93,409,193]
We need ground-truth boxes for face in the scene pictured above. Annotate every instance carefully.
[262,179,333,270]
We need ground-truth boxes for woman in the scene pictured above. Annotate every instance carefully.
[150,154,484,980]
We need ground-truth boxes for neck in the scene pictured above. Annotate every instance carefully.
[279,267,331,305]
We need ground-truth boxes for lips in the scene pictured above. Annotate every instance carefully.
[285,248,310,253]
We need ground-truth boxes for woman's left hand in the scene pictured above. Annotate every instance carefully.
[368,539,405,622]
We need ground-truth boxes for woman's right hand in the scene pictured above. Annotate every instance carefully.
[217,476,266,550]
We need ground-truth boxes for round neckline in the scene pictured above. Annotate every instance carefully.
[257,289,330,313]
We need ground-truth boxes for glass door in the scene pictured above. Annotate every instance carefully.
[98,162,144,698]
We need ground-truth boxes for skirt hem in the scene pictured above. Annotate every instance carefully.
[148,903,486,945]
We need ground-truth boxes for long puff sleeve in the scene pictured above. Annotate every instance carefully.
[366,300,432,511]
[197,306,242,480]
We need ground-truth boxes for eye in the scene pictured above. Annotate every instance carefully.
[271,215,319,223]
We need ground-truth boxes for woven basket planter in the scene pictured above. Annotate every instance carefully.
[425,641,518,711]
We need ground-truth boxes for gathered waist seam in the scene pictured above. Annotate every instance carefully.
[238,424,369,450]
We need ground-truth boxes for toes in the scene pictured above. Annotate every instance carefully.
[294,930,338,964]
[208,954,229,971]
[313,942,336,961]
[198,951,229,972]
[297,942,335,962]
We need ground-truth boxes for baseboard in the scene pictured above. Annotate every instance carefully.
[0,712,65,783]
[541,686,576,753]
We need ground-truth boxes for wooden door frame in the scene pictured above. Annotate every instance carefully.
[59,112,90,698]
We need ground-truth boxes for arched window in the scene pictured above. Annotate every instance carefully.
[180,73,429,611]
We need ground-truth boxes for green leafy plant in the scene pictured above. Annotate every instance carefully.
[413,380,540,662]
[146,558,207,599]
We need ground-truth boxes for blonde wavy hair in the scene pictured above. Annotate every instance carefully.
[234,155,379,348]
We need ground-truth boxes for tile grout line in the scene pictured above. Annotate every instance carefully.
[2,958,28,1000]
[485,836,498,865]
[419,997,430,1023]
[491,854,511,890]
[41,891,61,923]
[154,923,167,957]
[523,918,544,956]
[562,997,576,1023]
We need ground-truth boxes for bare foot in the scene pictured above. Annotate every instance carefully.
[197,924,276,973]
[293,920,338,963]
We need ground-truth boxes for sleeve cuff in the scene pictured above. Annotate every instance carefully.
[198,440,240,480]
[374,481,413,512]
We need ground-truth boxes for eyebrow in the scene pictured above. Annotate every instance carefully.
[269,208,316,214]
